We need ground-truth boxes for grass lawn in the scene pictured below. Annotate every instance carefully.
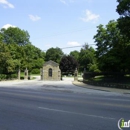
[92,75,130,85]
[20,72,40,77]
[20,72,40,80]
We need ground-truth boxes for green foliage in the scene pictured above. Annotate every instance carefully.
[31,69,40,74]
[0,27,30,46]
[117,17,130,38]
[116,0,130,16]
[116,0,130,37]
[6,74,17,79]
[88,63,100,73]
[94,20,130,72]
[59,55,78,74]
[0,42,16,74]
[20,76,24,80]
[69,50,79,62]
[0,74,17,80]
[78,44,97,72]
[0,74,6,80]
[0,26,45,80]
[21,44,45,71]
[32,58,44,69]
[45,47,64,63]
[10,74,17,79]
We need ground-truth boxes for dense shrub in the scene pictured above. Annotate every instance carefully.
[10,74,17,79]
[6,74,17,79]
[20,76,24,80]
[31,69,40,74]
[0,74,7,80]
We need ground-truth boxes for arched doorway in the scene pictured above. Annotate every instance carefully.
[48,68,52,77]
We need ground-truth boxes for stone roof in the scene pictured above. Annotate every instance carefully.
[43,60,59,67]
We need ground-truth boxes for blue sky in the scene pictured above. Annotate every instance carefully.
[0,0,119,54]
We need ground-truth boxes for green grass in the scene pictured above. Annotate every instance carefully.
[91,75,130,85]
[20,72,40,77]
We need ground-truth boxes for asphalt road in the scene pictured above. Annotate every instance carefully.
[0,85,130,130]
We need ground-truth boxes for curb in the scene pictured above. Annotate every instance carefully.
[72,81,130,94]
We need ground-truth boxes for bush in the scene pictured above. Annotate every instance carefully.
[0,73,17,81]
[31,69,40,74]
[0,74,6,80]
[10,74,17,79]
[20,76,24,80]
[88,63,101,73]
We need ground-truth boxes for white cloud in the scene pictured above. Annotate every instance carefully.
[2,24,16,29]
[67,41,81,46]
[80,9,100,23]
[29,15,41,21]
[0,0,14,8]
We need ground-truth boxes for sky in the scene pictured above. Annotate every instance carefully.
[0,0,119,54]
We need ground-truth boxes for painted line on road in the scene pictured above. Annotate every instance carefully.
[38,107,115,120]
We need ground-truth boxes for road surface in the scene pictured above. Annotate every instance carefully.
[0,77,129,130]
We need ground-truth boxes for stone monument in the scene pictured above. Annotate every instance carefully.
[41,60,61,81]
[74,68,78,81]
[24,68,28,80]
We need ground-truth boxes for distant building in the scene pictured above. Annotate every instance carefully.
[41,60,61,81]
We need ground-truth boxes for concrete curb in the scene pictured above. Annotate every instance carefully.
[72,81,130,94]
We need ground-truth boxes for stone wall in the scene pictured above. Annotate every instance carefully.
[41,60,61,81]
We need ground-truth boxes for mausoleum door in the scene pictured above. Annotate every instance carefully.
[48,68,52,77]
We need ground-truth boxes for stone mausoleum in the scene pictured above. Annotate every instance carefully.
[41,60,61,81]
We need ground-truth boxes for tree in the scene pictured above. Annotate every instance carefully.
[116,0,130,37]
[59,55,78,75]
[69,50,79,62]
[93,20,130,72]
[78,44,97,72]
[0,42,16,74]
[3,42,45,74]
[0,26,46,78]
[45,47,64,63]
[0,27,30,46]
[116,0,130,17]
[7,43,25,71]
[22,43,45,72]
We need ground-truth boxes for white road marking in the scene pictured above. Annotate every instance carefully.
[38,107,115,120]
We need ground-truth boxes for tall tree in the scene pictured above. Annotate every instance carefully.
[0,26,46,77]
[94,20,130,72]
[0,27,30,46]
[78,44,97,72]
[70,50,79,62]
[116,0,130,37]
[22,43,45,72]
[59,55,78,75]
[45,47,64,63]
[0,42,15,74]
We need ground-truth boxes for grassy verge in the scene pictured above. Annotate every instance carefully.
[83,75,130,89]
[20,72,40,80]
